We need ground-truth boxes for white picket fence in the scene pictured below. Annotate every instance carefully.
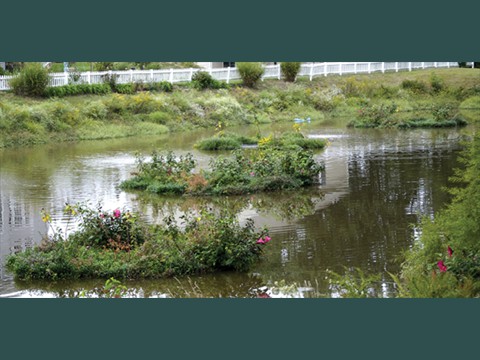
[0,62,461,91]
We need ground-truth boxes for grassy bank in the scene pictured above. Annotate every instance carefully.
[1,68,479,148]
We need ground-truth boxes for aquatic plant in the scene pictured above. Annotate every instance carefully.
[122,147,323,196]
[6,204,270,280]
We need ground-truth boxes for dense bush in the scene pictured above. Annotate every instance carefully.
[281,62,301,82]
[237,62,264,88]
[6,204,270,280]
[192,71,224,90]
[9,63,50,97]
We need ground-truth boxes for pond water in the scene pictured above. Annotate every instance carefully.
[0,119,471,297]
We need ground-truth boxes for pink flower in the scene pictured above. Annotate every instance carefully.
[113,209,121,218]
[250,172,255,177]
[447,246,453,257]
[437,260,447,273]
[99,213,105,219]
[257,236,271,244]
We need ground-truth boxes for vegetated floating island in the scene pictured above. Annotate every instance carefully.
[194,130,328,151]
[347,102,468,129]
[120,146,324,196]
[6,203,271,280]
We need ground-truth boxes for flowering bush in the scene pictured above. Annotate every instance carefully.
[6,204,271,280]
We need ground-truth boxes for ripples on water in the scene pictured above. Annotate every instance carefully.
[0,122,468,297]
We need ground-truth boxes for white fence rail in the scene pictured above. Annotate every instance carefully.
[0,62,461,91]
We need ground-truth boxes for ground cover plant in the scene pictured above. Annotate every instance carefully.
[121,147,324,196]
[6,203,271,280]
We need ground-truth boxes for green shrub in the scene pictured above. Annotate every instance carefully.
[10,62,50,97]
[281,62,301,82]
[192,71,218,90]
[115,83,135,94]
[237,62,264,88]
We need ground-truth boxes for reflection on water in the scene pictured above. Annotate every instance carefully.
[0,120,470,297]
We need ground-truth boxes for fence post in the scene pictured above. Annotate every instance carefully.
[324,63,327,77]
[339,62,343,76]
[189,68,194,82]
[434,62,437,68]
[472,62,475,69]
[227,67,231,84]
[409,62,412,71]
[422,62,425,69]
[64,71,68,85]
[395,62,398,72]
[277,64,281,80]
[368,62,371,74]
[309,64,314,81]
[87,71,91,84]
[151,69,154,82]
[169,69,173,83]
[130,69,133,83]
[354,62,357,74]
[381,62,385,73]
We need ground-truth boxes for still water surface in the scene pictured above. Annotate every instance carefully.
[0,120,468,297]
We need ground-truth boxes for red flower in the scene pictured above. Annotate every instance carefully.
[447,246,453,257]
[437,260,447,273]
[113,209,121,218]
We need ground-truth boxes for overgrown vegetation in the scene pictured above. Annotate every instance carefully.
[1,68,479,148]
[395,132,480,297]
[121,147,323,196]
[6,203,270,280]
